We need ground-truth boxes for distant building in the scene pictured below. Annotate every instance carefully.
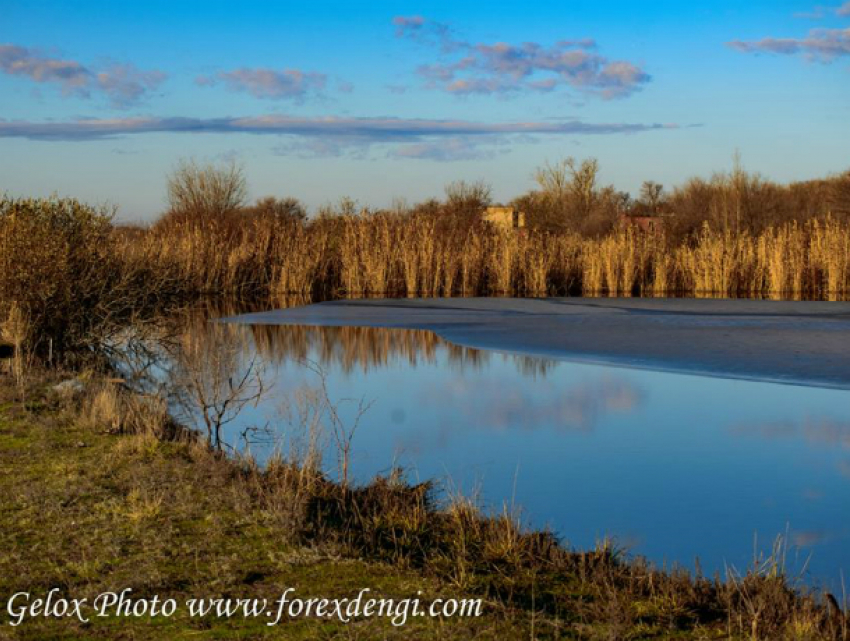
[482,206,526,230]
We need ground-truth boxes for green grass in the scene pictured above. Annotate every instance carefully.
[0,390,526,639]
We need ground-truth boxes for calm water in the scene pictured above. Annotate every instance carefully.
[215,322,850,589]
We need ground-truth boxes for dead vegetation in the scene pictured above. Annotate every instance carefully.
[124,159,850,301]
[130,211,850,301]
[3,268,850,638]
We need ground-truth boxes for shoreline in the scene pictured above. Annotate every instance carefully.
[224,297,850,390]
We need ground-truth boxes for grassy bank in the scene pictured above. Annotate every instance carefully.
[0,376,507,639]
[1,373,848,640]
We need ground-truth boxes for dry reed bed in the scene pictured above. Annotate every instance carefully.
[125,214,850,301]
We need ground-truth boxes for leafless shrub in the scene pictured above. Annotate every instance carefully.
[444,179,492,209]
[244,195,307,225]
[171,322,269,451]
[301,359,373,488]
[0,196,177,363]
[164,158,248,225]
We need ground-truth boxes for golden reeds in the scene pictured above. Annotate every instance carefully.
[123,214,850,300]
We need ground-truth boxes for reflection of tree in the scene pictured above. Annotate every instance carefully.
[171,321,268,451]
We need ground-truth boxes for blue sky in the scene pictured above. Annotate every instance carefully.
[1,0,848,221]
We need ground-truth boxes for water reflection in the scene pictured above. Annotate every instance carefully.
[182,319,850,589]
[420,375,644,433]
[731,418,850,447]
[245,322,560,376]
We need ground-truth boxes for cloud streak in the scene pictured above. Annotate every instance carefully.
[0,114,677,143]
[392,15,461,52]
[794,3,850,19]
[195,67,328,101]
[393,16,650,99]
[0,43,166,106]
[728,26,850,63]
[389,135,514,161]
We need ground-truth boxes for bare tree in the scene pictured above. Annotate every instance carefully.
[246,196,307,224]
[536,158,599,208]
[828,170,850,219]
[444,180,492,208]
[166,159,248,223]
[534,159,571,203]
[172,322,268,451]
[639,181,665,213]
[532,157,602,230]
[301,359,372,488]
[566,157,600,218]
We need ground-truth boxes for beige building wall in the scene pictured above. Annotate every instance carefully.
[483,206,526,230]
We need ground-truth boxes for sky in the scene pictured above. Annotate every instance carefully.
[1,0,848,222]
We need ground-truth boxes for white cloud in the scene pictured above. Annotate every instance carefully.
[195,67,328,101]
[393,16,650,99]
[0,43,165,106]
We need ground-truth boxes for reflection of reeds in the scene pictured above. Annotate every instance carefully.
[172,317,559,377]
[250,324,485,373]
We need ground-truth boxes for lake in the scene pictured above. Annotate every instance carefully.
[209,301,850,591]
